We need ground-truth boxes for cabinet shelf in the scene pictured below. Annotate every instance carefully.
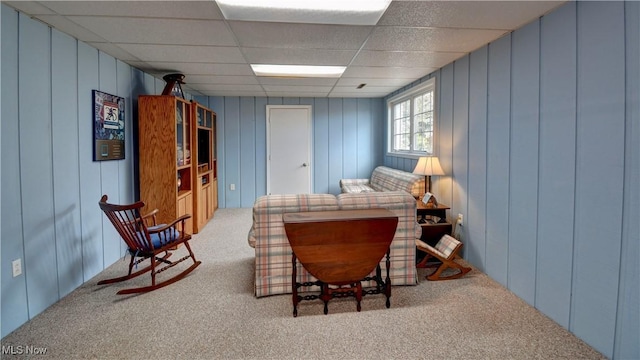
[177,190,191,199]
[197,163,210,174]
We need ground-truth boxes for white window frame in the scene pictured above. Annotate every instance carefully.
[386,77,437,158]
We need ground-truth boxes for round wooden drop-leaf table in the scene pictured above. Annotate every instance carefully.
[283,209,398,317]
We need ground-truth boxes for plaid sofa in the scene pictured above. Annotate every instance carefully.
[248,192,420,298]
[340,166,425,198]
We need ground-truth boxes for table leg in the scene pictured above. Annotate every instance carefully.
[292,253,298,317]
[321,283,330,315]
[385,250,391,308]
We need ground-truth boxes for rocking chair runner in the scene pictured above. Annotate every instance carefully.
[415,234,471,281]
[98,195,201,295]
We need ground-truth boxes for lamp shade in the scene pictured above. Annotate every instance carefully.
[413,156,445,176]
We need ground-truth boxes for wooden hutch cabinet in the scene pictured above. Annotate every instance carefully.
[138,95,217,234]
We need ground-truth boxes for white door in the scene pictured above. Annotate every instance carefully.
[267,105,312,195]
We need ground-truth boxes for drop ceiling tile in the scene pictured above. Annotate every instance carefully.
[352,50,464,68]
[3,2,55,15]
[42,1,224,19]
[36,15,105,42]
[265,91,330,98]
[328,91,388,98]
[333,85,400,94]
[365,26,508,53]
[379,1,564,30]
[242,48,357,66]
[186,75,259,85]
[261,85,333,93]
[116,44,245,64]
[67,17,236,46]
[229,21,373,50]
[336,77,414,87]
[200,90,267,97]
[135,62,254,77]
[193,84,265,92]
[87,42,139,62]
[181,85,206,96]
[342,66,435,79]
[126,60,154,71]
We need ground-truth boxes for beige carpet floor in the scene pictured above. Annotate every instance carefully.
[1,208,605,359]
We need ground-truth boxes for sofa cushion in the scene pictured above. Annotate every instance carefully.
[340,184,376,193]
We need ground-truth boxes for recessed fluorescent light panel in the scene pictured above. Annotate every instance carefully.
[251,64,346,78]
[216,0,392,25]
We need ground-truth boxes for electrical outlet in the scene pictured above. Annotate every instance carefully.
[457,214,464,226]
[12,259,22,277]
[230,183,236,191]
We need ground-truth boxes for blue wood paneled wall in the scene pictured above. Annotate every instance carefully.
[1,2,638,359]
[0,6,172,337]
[385,2,639,359]
[204,96,384,208]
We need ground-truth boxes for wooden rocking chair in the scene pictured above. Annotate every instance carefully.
[98,195,201,295]
[415,234,471,281]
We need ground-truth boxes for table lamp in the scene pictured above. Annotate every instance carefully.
[412,156,445,196]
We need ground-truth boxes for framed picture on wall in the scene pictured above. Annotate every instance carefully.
[93,90,125,161]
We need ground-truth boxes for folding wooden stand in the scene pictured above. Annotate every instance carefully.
[416,235,471,281]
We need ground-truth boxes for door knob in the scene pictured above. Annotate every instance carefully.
[302,163,308,167]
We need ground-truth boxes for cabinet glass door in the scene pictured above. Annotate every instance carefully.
[176,101,184,166]
[212,115,216,159]
[184,102,191,166]
[205,111,212,128]
[197,107,204,126]
[176,100,191,167]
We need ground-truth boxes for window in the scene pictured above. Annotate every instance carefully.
[387,78,436,156]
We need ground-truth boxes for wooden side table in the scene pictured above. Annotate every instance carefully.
[416,200,452,264]
[416,201,449,223]
[283,209,398,317]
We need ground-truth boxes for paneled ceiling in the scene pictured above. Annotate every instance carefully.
[5,1,565,98]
